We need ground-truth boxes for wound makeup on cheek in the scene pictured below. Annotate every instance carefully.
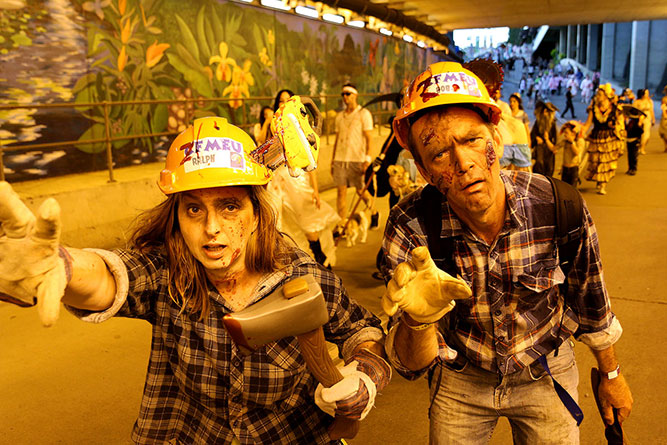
[230,248,241,263]
[485,140,496,168]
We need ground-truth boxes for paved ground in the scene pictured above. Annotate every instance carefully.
[1,96,666,444]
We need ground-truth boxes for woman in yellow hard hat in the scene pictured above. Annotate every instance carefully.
[0,117,390,444]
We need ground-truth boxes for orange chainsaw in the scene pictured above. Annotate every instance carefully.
[249,95,322,177]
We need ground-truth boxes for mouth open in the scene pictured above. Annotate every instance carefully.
[203,244,226,258]
[462,179,484,191]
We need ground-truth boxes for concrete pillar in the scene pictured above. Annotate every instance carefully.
[600,23,615,80]
[559,27,567,56]
[629,21,651,91]
[613,22,632,81]
[579,25,588,64]
[576,25,583,63]
[586,24,601,71]
[567,25,576,59]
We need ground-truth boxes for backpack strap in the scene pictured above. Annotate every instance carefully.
[545,176,584,276]
[416,185,458,276]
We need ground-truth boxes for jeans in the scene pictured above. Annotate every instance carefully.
[429,341,579,445]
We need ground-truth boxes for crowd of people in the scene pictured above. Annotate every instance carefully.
[496,60,665,195]
[6,56,667,444]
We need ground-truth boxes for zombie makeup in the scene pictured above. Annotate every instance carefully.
[485,140,496,169]
[177,187,256,277]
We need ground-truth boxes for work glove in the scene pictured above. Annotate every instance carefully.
[0,182,70,326]
[315,349,391,420]
[381,246,471,324]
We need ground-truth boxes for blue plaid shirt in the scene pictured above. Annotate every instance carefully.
[69,248,383,444]
[382,171,622,377]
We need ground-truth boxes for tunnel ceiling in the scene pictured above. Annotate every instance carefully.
[369,0,667,32]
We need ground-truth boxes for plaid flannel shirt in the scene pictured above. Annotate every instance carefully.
[382,171,622,378]
[68,248,383,444]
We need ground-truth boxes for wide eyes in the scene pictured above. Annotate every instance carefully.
[184,203,240,217]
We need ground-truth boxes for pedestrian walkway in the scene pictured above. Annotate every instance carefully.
[1,123,666,444]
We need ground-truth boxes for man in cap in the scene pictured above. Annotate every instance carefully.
[332,82,380,227]
[0,117,390,444]
[380,62,633,443]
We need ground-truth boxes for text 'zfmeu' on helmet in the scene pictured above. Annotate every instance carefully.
[392,61,502,152]
[158,117,272,195]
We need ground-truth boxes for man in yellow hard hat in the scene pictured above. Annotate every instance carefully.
[0,117,390,444]
[379,62,633,443]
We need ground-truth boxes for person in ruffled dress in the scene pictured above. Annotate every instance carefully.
[581,84,626,195]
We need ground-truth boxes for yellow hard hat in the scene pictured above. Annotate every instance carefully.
[393,61,501,150]
[158,117,271,195]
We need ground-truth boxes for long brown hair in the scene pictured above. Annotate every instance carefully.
[131,185,291,319]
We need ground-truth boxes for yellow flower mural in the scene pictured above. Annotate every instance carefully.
[222,60,254,109]
[259,47,272,67]
[209,42,235,82]
[118,45,127,72]
[120,18,132,44]
[146,41,170,68]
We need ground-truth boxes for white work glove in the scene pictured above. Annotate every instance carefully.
[0,182,70,326]
[314,360,377,421]
[382,246,471,323]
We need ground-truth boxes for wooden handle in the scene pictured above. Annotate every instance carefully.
[296,327,360,440]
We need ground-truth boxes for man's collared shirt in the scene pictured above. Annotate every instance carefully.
[382,171,621,378]
[69,248,383,444]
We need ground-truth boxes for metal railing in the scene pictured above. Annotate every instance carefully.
[0,93,396,183]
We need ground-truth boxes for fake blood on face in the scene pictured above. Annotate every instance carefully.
[485,140,496,169]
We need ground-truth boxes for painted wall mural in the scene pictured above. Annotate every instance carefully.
[0,0,439,182]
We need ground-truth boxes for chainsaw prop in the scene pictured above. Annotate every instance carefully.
[222,275,361,440]
[249,96,322,177]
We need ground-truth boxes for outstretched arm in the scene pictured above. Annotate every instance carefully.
[62,248,117,311]
[0,182,116,326]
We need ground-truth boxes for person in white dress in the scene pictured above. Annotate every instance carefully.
[261,89,340,268]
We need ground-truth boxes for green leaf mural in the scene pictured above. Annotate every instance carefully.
[1,0,438,181]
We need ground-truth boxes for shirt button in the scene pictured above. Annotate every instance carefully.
[232,395,241,403]
[497,335,505,342]
[494,310,502,317]
[232,358,241,367]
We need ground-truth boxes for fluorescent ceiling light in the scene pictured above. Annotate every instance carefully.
[402,34,413,43]
[417,40,426,48]
[260,0,291,11]
[322,13,344,24]
[295,5,318,18]
[347,20,365,28]
[379,27,393,36]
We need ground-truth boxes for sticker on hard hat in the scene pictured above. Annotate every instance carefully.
[419,72,483,100]
[181,137,246,173]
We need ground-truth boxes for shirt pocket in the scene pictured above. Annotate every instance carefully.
[249,337,310,411]
[514,257,565,310]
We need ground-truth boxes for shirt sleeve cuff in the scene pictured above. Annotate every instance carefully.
[577,315,623,350]
[384,321,457,380]
[64,248,129,323]
[341,326,385,361]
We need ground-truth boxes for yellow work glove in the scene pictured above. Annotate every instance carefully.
[0,182,69,327]
[381,246,471,324]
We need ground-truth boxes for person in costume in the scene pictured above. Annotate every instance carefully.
[581,84,626,195]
